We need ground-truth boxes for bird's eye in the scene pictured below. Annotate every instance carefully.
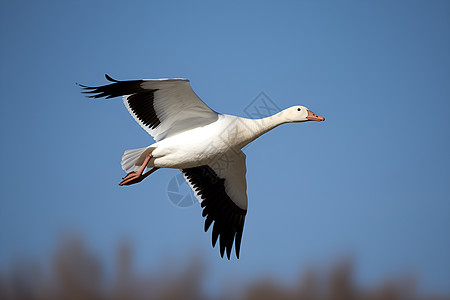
[297,108,301,111]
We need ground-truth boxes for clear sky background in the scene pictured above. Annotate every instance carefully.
[1,0,449,296]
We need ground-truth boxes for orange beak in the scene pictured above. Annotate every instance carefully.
[306,110,325,122]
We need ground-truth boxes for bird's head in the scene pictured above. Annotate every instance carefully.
[281,106,325,123]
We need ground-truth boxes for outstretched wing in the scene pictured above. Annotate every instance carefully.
[79,74,219,141]
[182,151,248,259]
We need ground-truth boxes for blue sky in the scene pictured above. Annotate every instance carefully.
[1,0,449,295]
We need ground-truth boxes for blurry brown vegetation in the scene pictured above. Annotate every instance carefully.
[0,236,448,300]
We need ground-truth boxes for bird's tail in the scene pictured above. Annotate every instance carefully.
[121,146,156,173]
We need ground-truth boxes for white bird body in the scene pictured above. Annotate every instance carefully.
[79,75,324,259]
[150,115,243,169]
[137,113,284,169]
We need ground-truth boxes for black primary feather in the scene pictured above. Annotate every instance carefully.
[182,165,246,259]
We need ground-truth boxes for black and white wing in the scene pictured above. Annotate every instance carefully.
[182,151,248,259]
[79,74,219,141]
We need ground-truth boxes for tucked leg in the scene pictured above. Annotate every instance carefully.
[119,153,158,186]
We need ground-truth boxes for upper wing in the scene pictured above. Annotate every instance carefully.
[182,151,248,259]
[79,74,219,141]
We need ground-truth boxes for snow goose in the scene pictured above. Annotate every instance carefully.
[79,74,324,259]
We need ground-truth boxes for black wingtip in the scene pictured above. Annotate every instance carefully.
[105,74,119,82]
[76,82,96,99]
[182,166,247,260]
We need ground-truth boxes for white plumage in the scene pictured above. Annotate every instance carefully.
[79,74,324,259]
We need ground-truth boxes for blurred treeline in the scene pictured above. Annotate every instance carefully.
[0,236,448,300]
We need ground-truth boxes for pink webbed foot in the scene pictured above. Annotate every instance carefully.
[122,171,137,181]
[119,172,145,186]
[119,168,159,186]
[118,152,159,186]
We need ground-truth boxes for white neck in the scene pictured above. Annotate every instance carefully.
[234,111,287,149]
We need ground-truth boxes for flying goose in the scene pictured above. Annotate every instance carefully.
[79,74,325,259]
